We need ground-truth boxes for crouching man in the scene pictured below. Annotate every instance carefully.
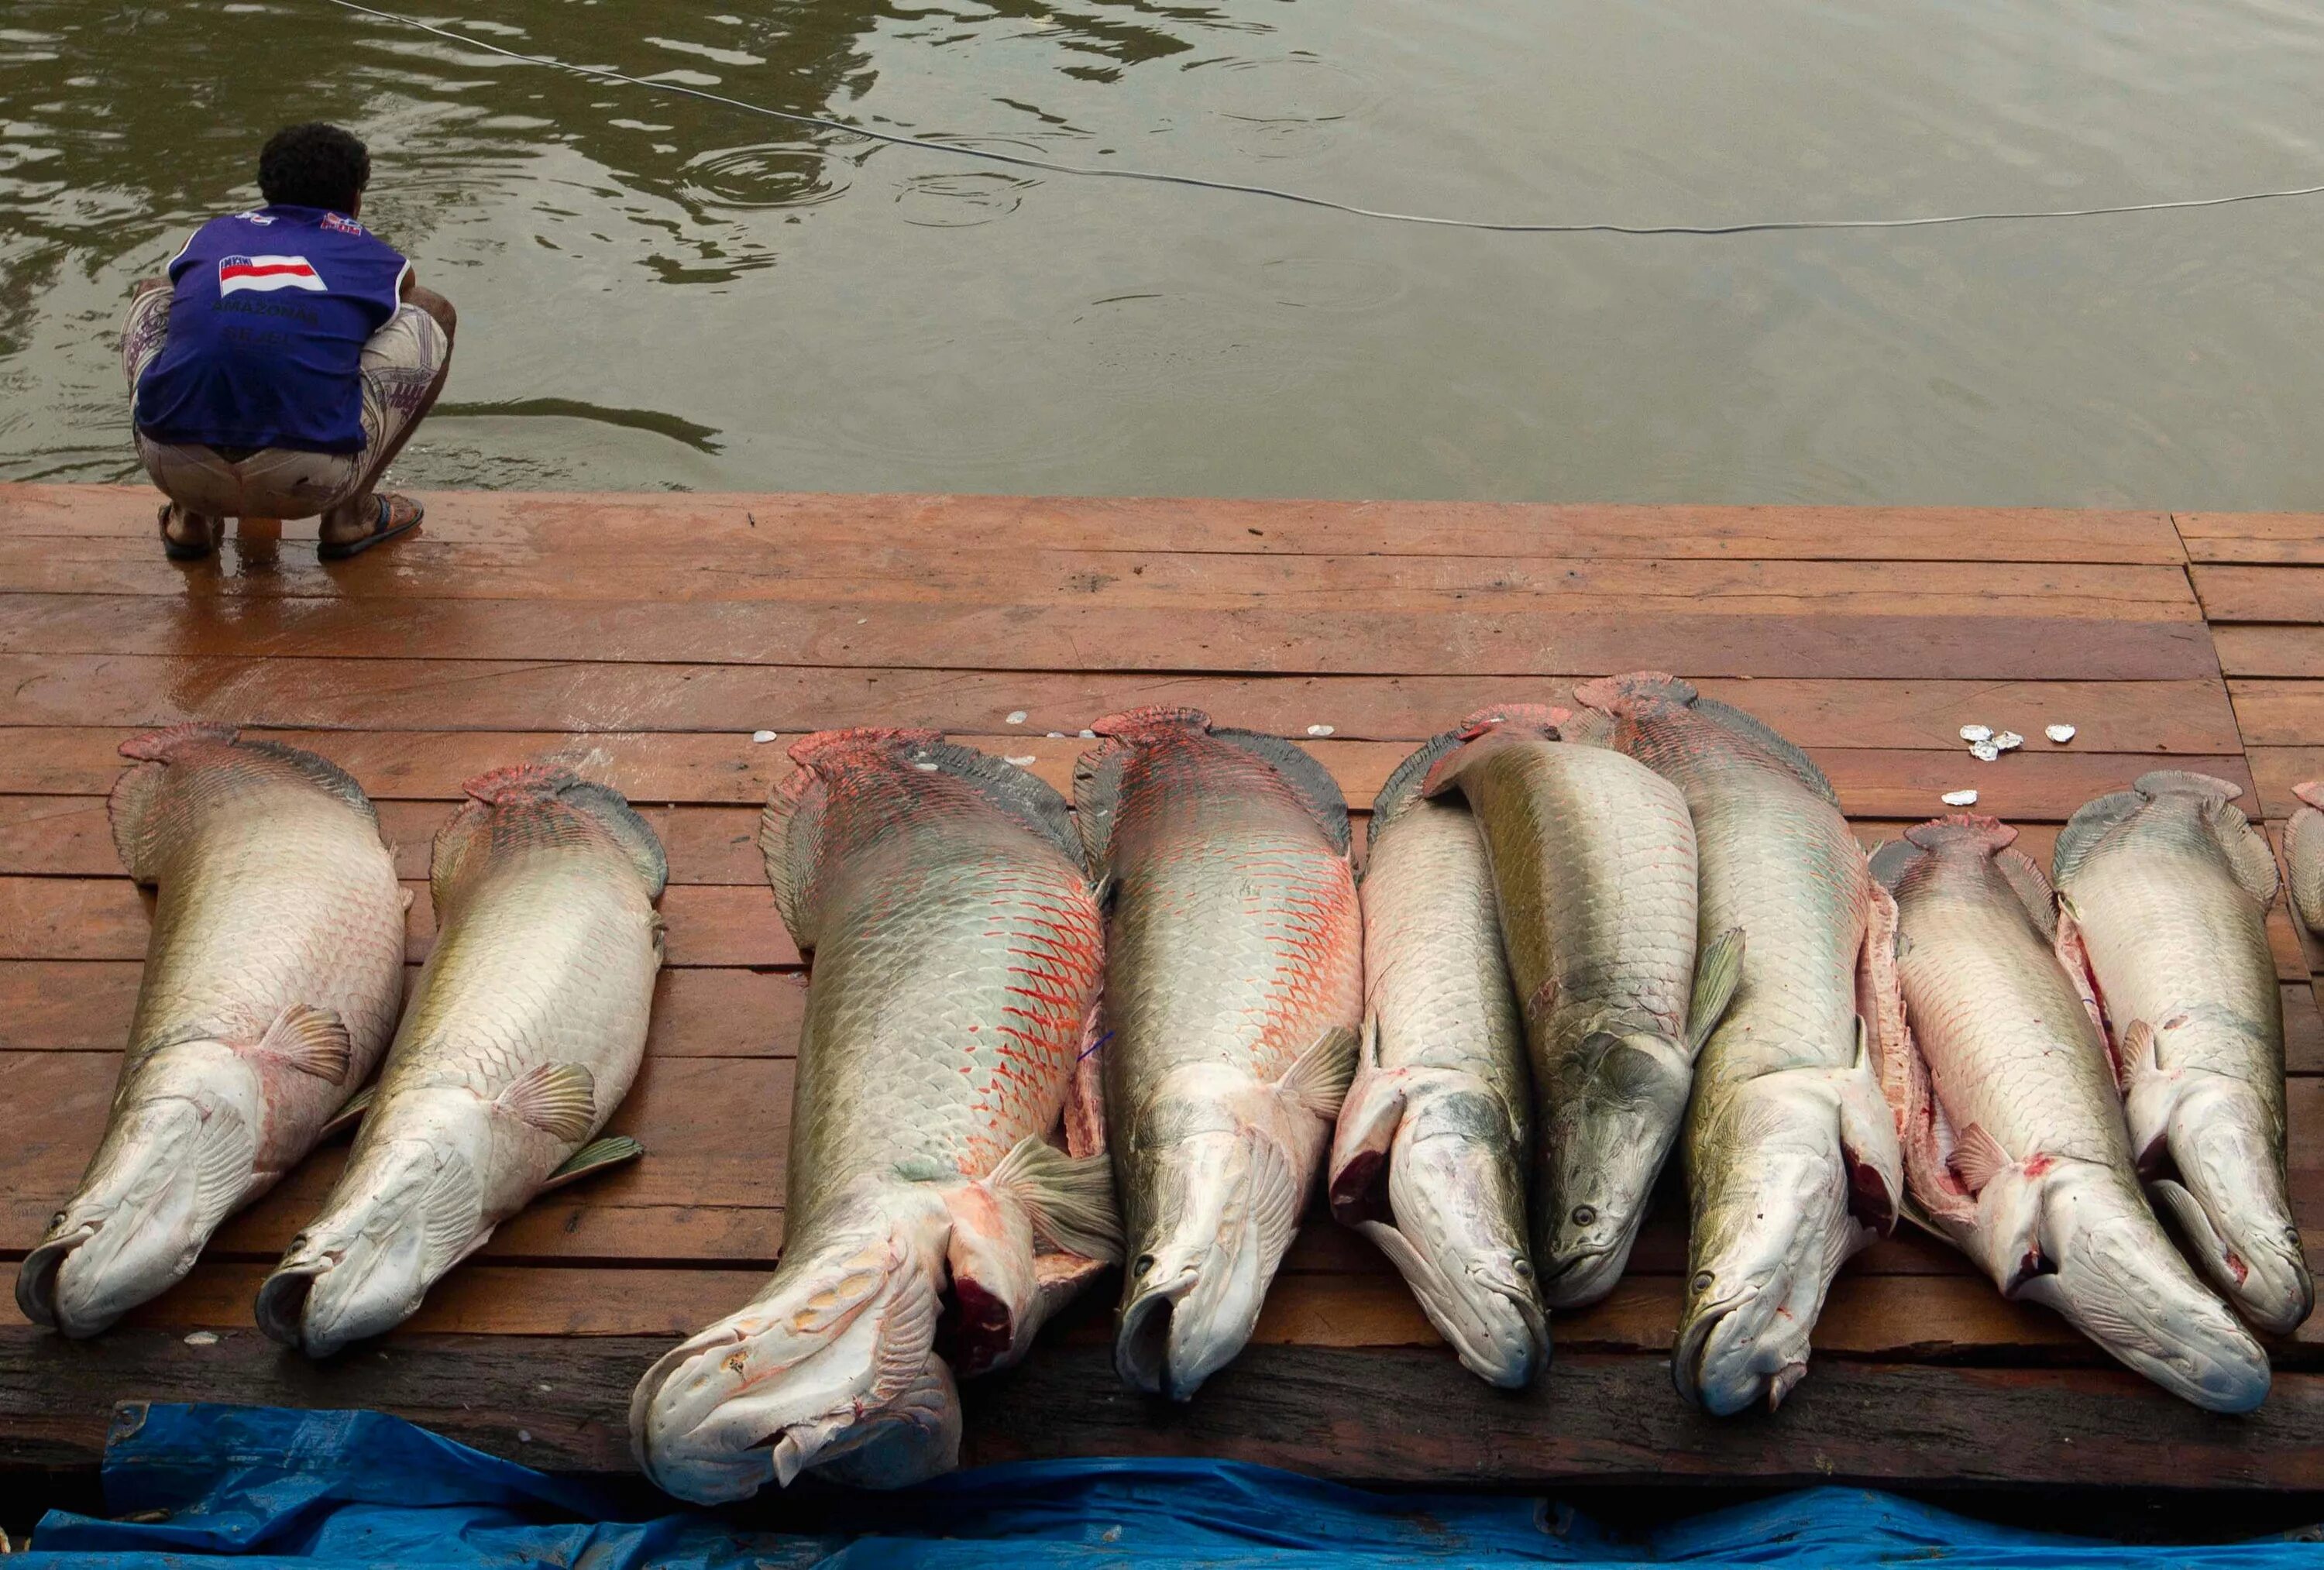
[125,122,455,560]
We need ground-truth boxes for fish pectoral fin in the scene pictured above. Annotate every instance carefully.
[1277,1023,1361,1122]
[493,1062,599,1143]
[985,1135,1122,1264]
[246,1003,354,1084]
[1949,1122,2013,1195]
[319,1083,376,1141]
[1685,927,1746,1053]
[542,1134,644,1192]
[2202,795,2283,907]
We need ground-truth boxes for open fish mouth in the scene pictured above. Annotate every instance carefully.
[1673,1288,1810,1416]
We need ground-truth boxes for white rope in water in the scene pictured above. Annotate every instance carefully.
[328,0,2324,236]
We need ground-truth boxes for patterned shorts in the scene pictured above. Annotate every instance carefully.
[122,284,449,519]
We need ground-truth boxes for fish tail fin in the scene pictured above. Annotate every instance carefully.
[18,1078,256,1337]
[112,727,374,877]
[256,1135,486,1356]
[1413,705,1566,800]
[1075,709,1212,871]
[631,1179,961,1500]
[1903,812,2019,853]
[1088,705,1212,739]
[759,728,940,944]
[2133,769,2244,802]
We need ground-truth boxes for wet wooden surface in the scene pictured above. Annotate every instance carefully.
[4,482,2322,1486]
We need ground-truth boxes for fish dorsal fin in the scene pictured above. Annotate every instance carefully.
[1950,1122,2013,1194]
[108,758,172,883]
[1371,730,1464,829]
[2052,789,2144,890]
[1072,708,1211,873]
[1278,1023,1361,1121]
[239,738,377,821]
[494,1061,599,1143]
[1570,671,1697,716]
[246,1003,353,1084]
[1693,698,1838,806]
[2199,796,2281,907]
[762,761,834,950]
[1686,927,1746,1052]
[1867,837,1920,893]
[1212,727,1351,856]
[441,765,668,902]
[987,1135,1122,1263]
[542,1134,644,1193]
[1994,849,2058,940]
[320,1082,376,1141]
[2288,800,2324,933]
[901,738,1083,869]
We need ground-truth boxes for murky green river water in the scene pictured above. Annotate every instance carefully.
[4,0,2322,505]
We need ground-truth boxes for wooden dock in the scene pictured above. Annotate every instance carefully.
[3,483,2322,1488]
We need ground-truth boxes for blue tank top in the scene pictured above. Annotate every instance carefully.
[133,205,411,454]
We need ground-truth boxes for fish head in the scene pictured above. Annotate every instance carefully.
[16,1078,255,1338]
[631,1180,958,1503]
[2134,1060,2314,1335]
[255,1137,480,1357]
[1116,1070,1310,1400]
[1672,1080,1862,1416]
[1355,1073,1543,1387]
[1535,1027,1692,1309]
[2005,1162,2271,1412]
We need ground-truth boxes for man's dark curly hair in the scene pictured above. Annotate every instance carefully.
[258,123,371,214]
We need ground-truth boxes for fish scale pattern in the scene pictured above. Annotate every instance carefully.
[1467,744,1698,1043]
[112,732,405,1168]
[1098,728,1361,1094]
[1884,845,2127,1170]
[1361,796,1521,1088]
[775,743,1103,1218]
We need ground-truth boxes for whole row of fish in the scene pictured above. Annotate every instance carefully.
[29,689,2319,1505]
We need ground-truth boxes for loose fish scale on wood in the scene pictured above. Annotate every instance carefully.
[15,726,405,1338]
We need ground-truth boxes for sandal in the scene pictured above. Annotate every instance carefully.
[318,493,425,561]
[158,502,219,562]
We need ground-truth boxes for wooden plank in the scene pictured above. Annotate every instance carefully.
[0,483,2191,562]
[0,1259,2165,1361]
[0,594,2222,681]
[0,665,2245,751]
[2216,628,2324,680]
[2176,513,2324,565]
[2233,682,2324,747]
[0,536,2203,620]
[6,1334,2323,1487]
[0,877,789,967]
[2192,566,2324,624]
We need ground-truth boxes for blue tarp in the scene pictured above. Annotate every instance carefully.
[15,1403,2324,1568]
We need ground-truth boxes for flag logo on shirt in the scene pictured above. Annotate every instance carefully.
[217,255,327,295]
